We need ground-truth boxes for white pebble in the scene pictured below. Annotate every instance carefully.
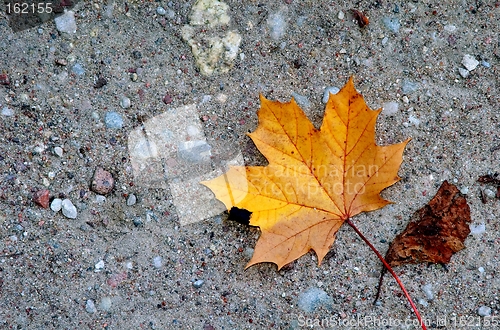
[120,96,131,109]
[127,194,137,206]
[85,300,97,313]
[157,6,166,15]
[478,267,485,273]
[478,306,492,317]
[54,146,63,157]
[95,260,105,271]
[382,101,399,116]
[1,107,14,116]
[470,223,486,235]
[322,86,340,103]
[55,10,77,34]
[291,92,311,109]
[61,199,77,219]
[462,54,479,71]
[422,284,434,300]
[338,11,345,20]
[193,279,205,288]
[153,256,162,268]
[408,114,420,127]
[402,95,409,104]
[444,25,456,32]
[459,68,469,78]
[267,12,287,40]
[95,195,106,204]
[297,287,333,312]
[50,198,62,212]
[483,188,495,198]
[460,186,469,195]
[100,297,112,311]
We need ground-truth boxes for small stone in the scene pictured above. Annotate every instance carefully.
[133,217,143,227]
[91,167,115,195]
[54,146,63,157]
[153,256,162,268]
[193,279,205,288]
[402,95,409,104]
[127,194,137,206]
[444,25,456,32]
[478,267,485,273]
[297,287,333,312]
[322,86,340,103]
[478,306,491,317]
[1,107,14,116]
[458,68,469,78]
[104,111,123,129]
[162,94,173,105]
[462,54,479,71]
[338,11,345,20]
[120,96,131,109]
[382,101,399,116]
[422,284,434,300]
[157,6,166,15]
[100,297,112,311]
[402,80,419,94]
[50,198,63,212]
[85,300,97,314]
[267,12,287,40]
[94,77,107,89]
[382,17,400,33]
[291,92,311,109]
[460,186,469,195]
[95,260,105,271]
[33,189,50,208]
[55,10,77,34]
[0,74,10,85]
[483,188,495,198]
[55,59,68,66]
[72,63,85,76]
[470,223,486,235]
[107,272,127,288]
[408,114,420,127]
[61,199,77,219]
[95,195,106,204]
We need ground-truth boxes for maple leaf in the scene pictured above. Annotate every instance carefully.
[202,77,409,270]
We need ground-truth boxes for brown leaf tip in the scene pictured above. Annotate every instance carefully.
[385,180,471,267]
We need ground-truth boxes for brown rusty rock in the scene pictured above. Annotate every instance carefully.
[33,189,50,208]
[90,167,114,195]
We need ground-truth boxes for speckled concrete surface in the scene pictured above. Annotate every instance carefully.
[0,1,499,329]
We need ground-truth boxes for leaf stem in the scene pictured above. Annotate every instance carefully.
[345,218,427,330]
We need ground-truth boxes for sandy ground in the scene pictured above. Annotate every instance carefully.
[0,1,499,329]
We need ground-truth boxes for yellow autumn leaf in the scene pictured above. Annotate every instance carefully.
[202,77,409,270]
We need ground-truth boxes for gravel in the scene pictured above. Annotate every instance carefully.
[61,199,77,219]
